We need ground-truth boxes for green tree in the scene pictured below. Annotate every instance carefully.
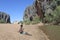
[52,6,60,24]
[0,19,6,23]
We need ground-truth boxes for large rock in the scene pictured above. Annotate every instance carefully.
[35,0,57,23]
[23,0,58,23]
[35,0,44,19]
[0,12,10,23]
[23,3,37,21]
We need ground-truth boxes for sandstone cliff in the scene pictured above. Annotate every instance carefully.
[0,12,10,23]
[23,3,37,21]
[23,0,54,21]
[23,0,60,24]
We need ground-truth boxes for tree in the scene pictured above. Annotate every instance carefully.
[0,19,6,23]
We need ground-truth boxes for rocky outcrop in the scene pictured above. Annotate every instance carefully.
[23,0,54,21]
[0,12,10,23]
[23,0,59,23]
[35,0,44,20]
[35,0,57,15]
[23,3,37,21]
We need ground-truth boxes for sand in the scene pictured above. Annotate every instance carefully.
[0,24,49,40]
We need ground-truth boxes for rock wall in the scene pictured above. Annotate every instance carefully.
[23,3,37,21]
[0,12,10,23]
[35,0,44,19]
[23,0,58,22]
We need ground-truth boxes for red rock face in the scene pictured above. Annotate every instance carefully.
[23,0,54,21]
[35,0,53,19]
[35,0,44,19]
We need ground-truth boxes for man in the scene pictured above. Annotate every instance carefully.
[19,23,24,34]
[18,23,32,36]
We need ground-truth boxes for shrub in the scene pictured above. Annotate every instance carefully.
[23,20,31,25]
[44,6,60,24]
[51,6,60,24]
[0,19,6,23]
[32,16,41,24]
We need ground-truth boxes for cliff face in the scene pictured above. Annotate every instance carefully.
[0,12,10,23]
[35,0,56,16]
[35,0,44,19]
[23,0,59,23]
[23,0,43,21]
[23,3,37,21]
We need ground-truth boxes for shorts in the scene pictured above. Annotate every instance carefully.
[20,32,23,34]
[20,32,27,34]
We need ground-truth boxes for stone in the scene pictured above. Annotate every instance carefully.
[23,3,37,21]
[0,12,10,23]
[23,0,58,23]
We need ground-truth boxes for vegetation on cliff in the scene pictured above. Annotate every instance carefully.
[23,0,60,25]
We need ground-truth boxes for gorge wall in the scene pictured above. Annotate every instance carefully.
[23,0,60,24]
[0,12,10,23]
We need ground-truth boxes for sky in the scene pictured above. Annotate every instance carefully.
[0,0,34,23]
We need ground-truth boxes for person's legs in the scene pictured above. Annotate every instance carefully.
[20,31,26,34]
[20,31,23,34]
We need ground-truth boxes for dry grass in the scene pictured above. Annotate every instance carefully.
[40,25,60,40]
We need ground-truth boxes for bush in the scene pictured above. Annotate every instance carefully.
[18,21,23,24]
[44,6,60,24]
[52,6,60,24]
[44,14,53,23]
[23,16,41,25]
[32,16,41,24]
[39,25,60,40]
[0,19,6,23]
[23,20,31,25]
[44,8,53,23]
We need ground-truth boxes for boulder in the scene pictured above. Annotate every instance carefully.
[23,0,58,23]
[0,12,10,23]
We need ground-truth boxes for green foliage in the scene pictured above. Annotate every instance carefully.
[52,6,60,24]
[40,25,60,40]
[44,6,60,24]
[44,14,53,23]
[18,21,23,24]
[44,9,53,23]
[0,19,6,23]
[23,20,31,25]
[23,16,41,25]
[32,16,41,24]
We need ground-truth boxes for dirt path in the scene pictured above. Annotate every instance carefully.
[0,24,49,40]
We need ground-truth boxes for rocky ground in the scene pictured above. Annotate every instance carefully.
[0,24,49,40]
